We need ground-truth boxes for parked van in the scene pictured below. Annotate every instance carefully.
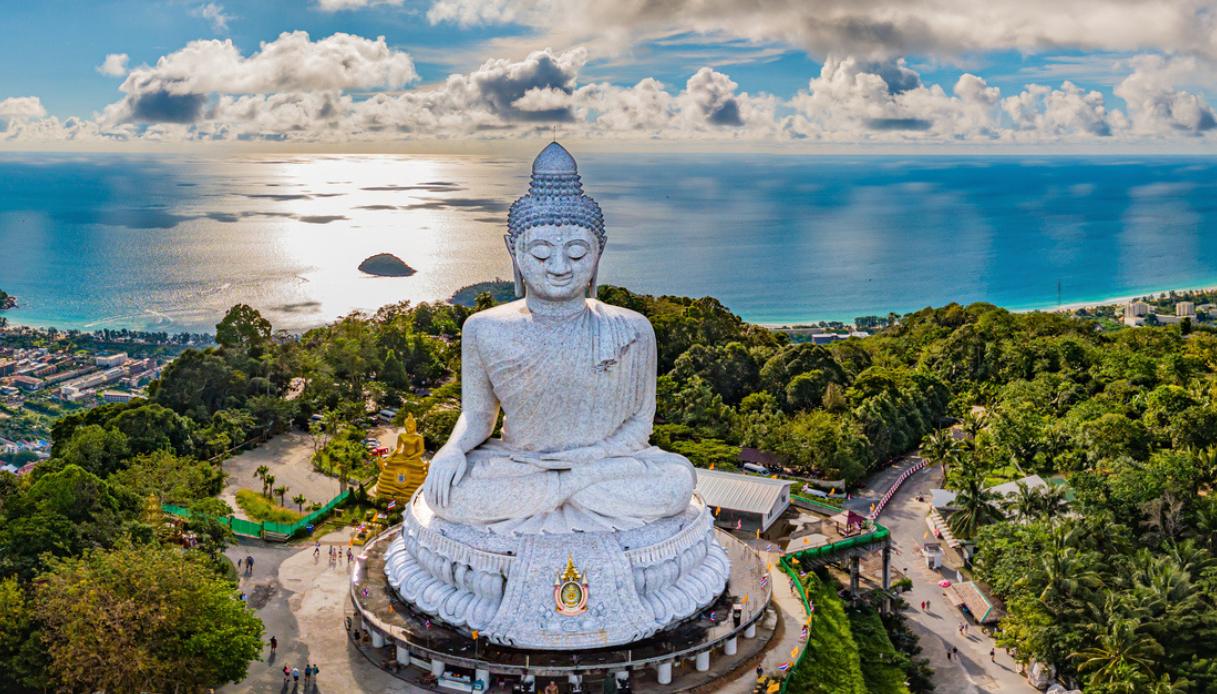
[742,462,770,475]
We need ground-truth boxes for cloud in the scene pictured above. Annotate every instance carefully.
[316,0,403,10]
[0,96,48,121]
[193,3,233,33]
[423,0,1217,61]
[105,31,417,124]
[684,68,744,126]
[1115,55,1217,135]
[96,53,130,77]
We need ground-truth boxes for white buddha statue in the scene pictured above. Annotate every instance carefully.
[423,142,697,535]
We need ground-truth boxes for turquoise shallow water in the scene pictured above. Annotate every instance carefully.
[1,153,1216,332]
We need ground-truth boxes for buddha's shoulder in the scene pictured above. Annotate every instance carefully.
[464,300,530,329]
[589,299,655,336]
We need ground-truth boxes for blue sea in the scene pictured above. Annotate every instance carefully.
[2,152,1217,332]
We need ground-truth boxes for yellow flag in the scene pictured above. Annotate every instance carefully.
[742,594,749,604]
[471,630,479,640]
[803,537,810,545]
[767,682,781,693]
[709,463,716,470]
[714,506,721,516]
[829,488,836,495]
[791,556,800,565]
[755,528,761,538]
[791,646,800,659]
[766,561,773,571]
[770,474,778,479]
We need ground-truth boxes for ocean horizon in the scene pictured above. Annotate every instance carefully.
[2,152,1217,333]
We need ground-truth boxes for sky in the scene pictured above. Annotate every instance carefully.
[0,0,1215,151]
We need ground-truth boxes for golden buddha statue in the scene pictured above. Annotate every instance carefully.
[376,414,427,504]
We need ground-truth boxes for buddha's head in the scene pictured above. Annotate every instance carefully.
[404,413,417,434]
[506,142,605,301]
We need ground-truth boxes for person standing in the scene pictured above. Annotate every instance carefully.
[303,664,311,685]
[282,665,290,683]
[311,663,319,687]
[245,555,254,576]
[269,635,277,655]
[990,648,996,662]
[292,666,300,687]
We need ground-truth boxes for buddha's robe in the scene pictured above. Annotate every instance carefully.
[431,299,696,534]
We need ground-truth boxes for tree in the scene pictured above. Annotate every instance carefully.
[215,303,272,353]
[34,543,263,693]
[1072,618,1163,691]
[263,474,275,499]
[57,424,131,478]
[254,465,270,497]
[274,485,288,508]
[292,493,307,512]
[948,472,1001,540]
[110,451,223,505]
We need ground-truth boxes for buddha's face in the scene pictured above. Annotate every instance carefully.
[513,224,600,301]
[405,416,416,434]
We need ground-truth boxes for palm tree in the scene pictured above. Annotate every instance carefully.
[947,472,1001,540]
[1005,480,1042,522]
[921,429,965,480]
[263,474,275,499]
[1072,618,1163,690]
[274,485,288,508]
[292,493,307,513]
[254,465,270,496]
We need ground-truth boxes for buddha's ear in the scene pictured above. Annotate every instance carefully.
[587,240,604,299]
[505,234,525,298]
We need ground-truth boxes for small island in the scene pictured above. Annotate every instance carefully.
[0,289,16,310]
[358,253,415,277]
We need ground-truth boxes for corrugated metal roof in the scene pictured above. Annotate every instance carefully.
[695,469,793,516]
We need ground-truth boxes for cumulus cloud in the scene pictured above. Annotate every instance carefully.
[193,3,232,33]
[0,96,48,121]
[96,53,129,77]
[684,68,744,126]
[1115,55,1217,135]
[425,0,1217,60]
[105,31,417,124]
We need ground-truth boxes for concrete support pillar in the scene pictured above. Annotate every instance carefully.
[881,541,893,615]
[475,668,490,690]
[430,658,446,678]
[695,650,711,672]
[657,661,673,685]
[395,644,410,664]
[724,636,738,656]
[744,622,757,639]
[849,555,861,599]
[370,629,385,648]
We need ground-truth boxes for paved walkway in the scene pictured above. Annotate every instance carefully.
[221,427,400,519]
[223,530,425,693]
[875,460,1036,694]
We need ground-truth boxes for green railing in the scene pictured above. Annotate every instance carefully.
[162,487,352,541]
[772,495,892,692]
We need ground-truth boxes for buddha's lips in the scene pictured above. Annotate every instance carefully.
[546,272,574,286]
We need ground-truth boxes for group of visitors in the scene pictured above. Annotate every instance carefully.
[281,662,320,690]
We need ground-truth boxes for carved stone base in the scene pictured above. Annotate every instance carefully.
[384,492,730,650]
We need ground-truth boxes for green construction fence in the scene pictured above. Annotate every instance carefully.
[163,487,352,541]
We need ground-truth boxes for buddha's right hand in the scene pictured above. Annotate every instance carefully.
[424,446,467,508]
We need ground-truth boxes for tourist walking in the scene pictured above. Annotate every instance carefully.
[292,666,300,687]
[990,648,996,662]
[269,635,277,655]
[311,663,319,687]
[304,663,311,685]
[346,547,353,564]
[282,665,290,683]
[245,554,254,576]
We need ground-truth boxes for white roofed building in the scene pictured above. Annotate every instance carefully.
[695,468,793,534]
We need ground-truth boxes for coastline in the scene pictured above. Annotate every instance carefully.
[8,280,1217,336]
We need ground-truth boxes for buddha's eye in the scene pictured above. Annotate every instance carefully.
[566,241,589,260]
[529,243,552,261]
